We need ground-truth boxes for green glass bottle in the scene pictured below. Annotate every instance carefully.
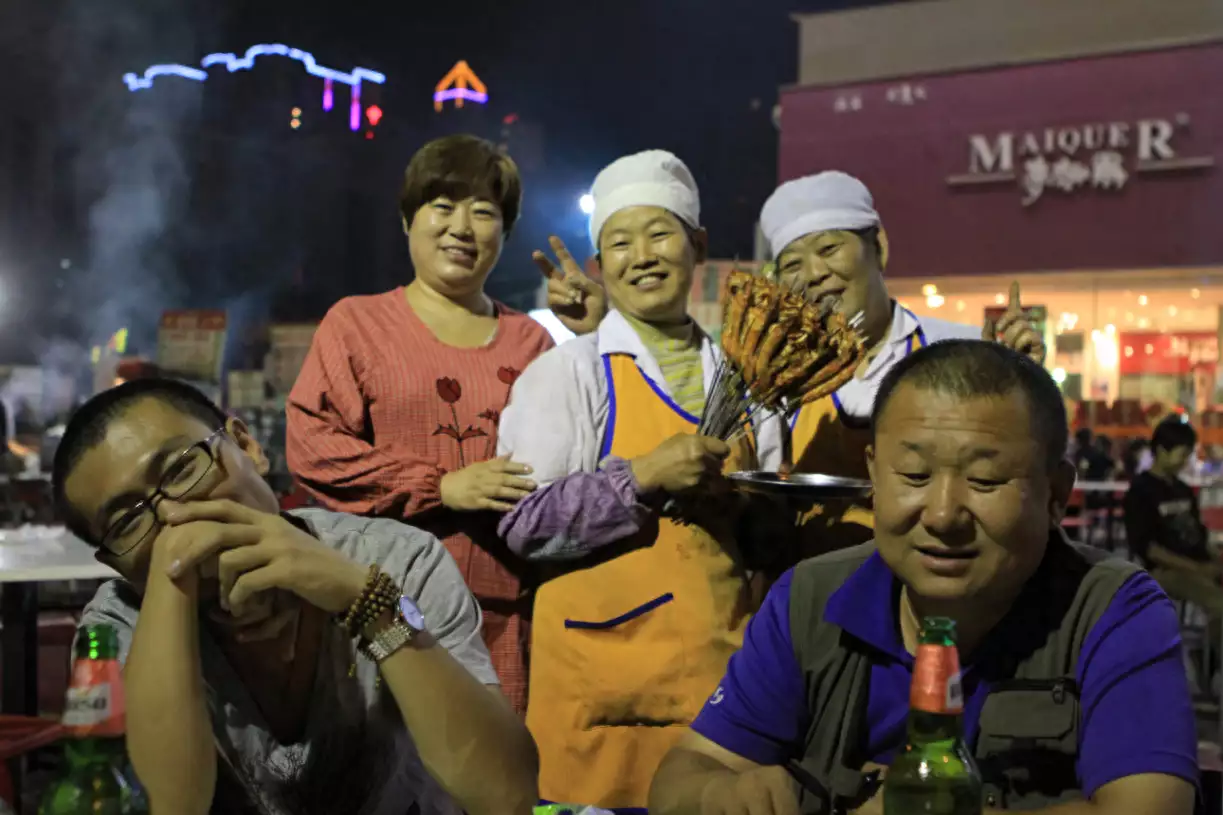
[883,617,983,815]
[39,624,148,815]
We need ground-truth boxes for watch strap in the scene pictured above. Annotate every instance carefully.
[360,619,415,663]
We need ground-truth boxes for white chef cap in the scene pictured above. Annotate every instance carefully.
[760,171,880,258]
[588,150,700,248]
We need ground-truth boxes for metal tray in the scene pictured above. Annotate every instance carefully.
[728,471,872,498]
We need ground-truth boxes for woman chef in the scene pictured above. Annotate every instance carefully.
[760,170,1045,554]
[495,150,784,810]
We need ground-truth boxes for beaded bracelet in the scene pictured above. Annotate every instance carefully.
[339,565,378,633]
[358,572,399,634]
[339,566,399,637]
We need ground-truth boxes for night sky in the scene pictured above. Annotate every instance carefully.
[0,0,880,363]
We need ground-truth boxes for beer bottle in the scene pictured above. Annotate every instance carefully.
[39,624,148,815]
[883,617,982,815]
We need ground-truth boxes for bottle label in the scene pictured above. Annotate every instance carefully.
[63,658,125,738]
[911,644,964,714]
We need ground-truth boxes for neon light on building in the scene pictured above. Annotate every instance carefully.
[124,63,208,89]
[435,88,489,105]
[434,61,487,111]
[123,43,385,115]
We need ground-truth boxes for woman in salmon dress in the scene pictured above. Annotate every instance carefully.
[286,134,604,712]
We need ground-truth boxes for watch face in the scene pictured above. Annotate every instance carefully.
[398,596,426,631]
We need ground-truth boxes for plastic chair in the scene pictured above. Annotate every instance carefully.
[0,715,64,761]
[0,715,65,809]
[1176,601,1216,702]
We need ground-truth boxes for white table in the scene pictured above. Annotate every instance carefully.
[0,527,115,584]
[1073,480,1130,493]
[0,527,115,718]
[1076,478,1223,493]
[1072,479,1223,548]
[0,527,115,803]
[1073,482,1223,762]
[1067,481,1131,551]
[0,474,50,486]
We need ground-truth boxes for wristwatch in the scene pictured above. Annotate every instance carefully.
[361,596,427,663]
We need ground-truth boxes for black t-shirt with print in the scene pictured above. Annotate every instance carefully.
[1123,471,1209,568]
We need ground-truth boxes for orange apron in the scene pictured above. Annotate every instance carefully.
[788,323,927,557]
[528,353,757,809]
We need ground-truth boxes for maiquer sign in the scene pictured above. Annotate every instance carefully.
[946,115,1214,206]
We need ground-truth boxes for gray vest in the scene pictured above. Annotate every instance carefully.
[787,536,1139,812]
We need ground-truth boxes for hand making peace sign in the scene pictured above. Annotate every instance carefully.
[533,235,608,336]
[982,281,1047,366]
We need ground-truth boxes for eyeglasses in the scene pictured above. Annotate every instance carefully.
[100,428,227,556]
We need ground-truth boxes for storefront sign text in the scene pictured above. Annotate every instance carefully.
[947,115,1214,206]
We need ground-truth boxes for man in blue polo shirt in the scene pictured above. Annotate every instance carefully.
[650,340,1197,814]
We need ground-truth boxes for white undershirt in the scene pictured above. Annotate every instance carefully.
[834,303,981,418]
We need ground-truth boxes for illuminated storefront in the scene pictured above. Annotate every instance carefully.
[775,1,1223,427]
[892,269,1223,437]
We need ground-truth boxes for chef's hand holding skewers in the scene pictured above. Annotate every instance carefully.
[630,435,732,496]
[659,265,870,567]
[656,265,869,528]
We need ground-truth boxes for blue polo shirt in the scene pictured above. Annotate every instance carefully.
[691,552,1199,796]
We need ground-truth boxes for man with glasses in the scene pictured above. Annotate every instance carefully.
[51,378,538,815]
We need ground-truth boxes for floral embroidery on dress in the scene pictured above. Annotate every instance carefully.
[476,367,524,457]
[433,377,486,467]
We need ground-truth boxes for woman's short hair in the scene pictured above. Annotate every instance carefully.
[398,134,523,235]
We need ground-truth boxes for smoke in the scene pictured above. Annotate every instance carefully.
[32,2,361,411]
[24,337,87,421]
[49,0,209,355]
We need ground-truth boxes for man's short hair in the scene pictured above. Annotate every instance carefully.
[871,340,1069,469]
[398,134,522,235]
[1151,416,1197,453]
[52,378,228,545]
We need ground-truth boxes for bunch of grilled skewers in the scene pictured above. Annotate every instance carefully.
[698,266,868,443]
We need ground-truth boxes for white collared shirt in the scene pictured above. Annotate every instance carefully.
[498,310,785,483]
[833,303,981,418]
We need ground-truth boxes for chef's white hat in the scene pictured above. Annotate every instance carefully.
[588,150,700,248]
[760,171,880,258]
